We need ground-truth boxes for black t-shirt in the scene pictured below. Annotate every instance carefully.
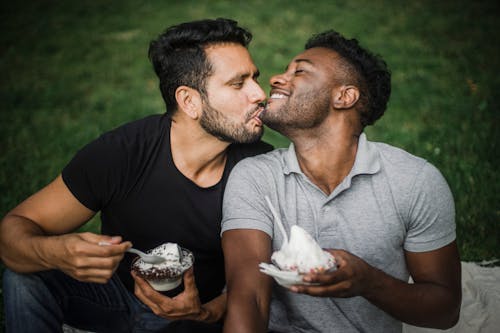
[62,114,272,302]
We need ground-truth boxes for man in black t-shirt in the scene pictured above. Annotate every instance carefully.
[0,18,271,333]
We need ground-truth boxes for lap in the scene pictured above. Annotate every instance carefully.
[4,269,222,332]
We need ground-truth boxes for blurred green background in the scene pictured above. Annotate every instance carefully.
[1,0,499,329]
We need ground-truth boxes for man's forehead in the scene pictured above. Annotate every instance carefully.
[206,43,258,79]
[290,47,341,69]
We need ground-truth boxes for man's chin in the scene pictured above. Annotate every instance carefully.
[262,119,289,136]
[224,128,264,144]
[241,129,264,144]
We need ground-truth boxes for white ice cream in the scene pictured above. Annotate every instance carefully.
[135,243,186,271]
[132,242,194,291]
[271,225,335,273]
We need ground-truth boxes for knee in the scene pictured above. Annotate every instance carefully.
[3,268,38,288]
[2,268,48,302]
[3,268,26,290]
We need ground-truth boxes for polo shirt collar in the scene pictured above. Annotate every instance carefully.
[283,132,380,177]
[350,132,381,176]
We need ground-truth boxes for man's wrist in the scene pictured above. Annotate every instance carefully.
[199,293,226,323]
[34,234,58,270]
[197,306,216,323]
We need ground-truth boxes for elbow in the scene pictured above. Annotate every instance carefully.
[448,312,460,329]
[435,291,461,329]
[441,304,461,329]
[435,313,459,330]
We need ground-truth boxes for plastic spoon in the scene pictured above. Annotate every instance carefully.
[265,196,289,245]
[98,242,166,265]
[126,248,166,265]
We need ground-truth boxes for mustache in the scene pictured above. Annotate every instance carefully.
[245,103,266,121]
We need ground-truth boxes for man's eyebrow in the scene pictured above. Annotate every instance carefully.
[228,69,260,82]
[284,58,313,71]
[295,58,313,65]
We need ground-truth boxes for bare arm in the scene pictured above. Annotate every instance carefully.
[293,241,461,329]
[0,175,131,282]
[222,229,273,333]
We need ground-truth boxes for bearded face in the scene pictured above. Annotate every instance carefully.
[200,97,264,144]
[262,87,331,135]
[197,44,266,144]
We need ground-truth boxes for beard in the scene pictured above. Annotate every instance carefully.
[199,99,263,144]
[262,89,330,135]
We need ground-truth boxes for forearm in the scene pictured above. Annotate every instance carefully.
[222,229,273,333]
[0,214,57,272]
[199,292,227,323]
[224,289,269,333]
[365,267,461,329]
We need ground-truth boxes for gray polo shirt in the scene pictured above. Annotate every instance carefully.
[221,133,456,333]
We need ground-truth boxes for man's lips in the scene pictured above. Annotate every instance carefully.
[249,105,265,126]
[269,89,290,100]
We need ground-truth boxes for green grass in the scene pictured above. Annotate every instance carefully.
[1,0,499,329]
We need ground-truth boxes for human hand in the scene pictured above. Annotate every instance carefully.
[290,249,377,298]
[51,232,131,283]
[132,267,209,321]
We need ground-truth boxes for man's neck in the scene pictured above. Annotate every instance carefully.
[290,117,360,195]
[170,117,230,188]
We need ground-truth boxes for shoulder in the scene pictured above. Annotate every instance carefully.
[374,141,427,171]
[374,141,448,186]
[67,114,168,173]
[99,114,167,146]
[229,148,287,181]
[370,141,453,221]
[228,140,274,161]
[371,141,432,189]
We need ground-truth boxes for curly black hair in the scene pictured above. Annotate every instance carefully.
[149,18,252,114]
[305,30,391,127]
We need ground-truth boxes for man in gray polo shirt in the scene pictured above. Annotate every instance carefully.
[221,30,461,333]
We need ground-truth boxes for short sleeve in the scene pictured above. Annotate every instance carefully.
[62,134,126,212]
[404,162,456,252]
[221,157,274,237]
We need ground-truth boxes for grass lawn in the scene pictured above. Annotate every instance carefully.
[1,0,498,329]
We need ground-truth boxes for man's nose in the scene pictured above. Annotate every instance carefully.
[249,81,266,103]
[270,73,287,87]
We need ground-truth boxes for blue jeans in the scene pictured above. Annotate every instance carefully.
[3,269,222,333]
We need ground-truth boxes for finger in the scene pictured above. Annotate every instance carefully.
[329,250,351,268]
[92,241,132,257]
[291,281,351,297]
[182,267,197,291]
[80,232,120,244]
[71,255,122,270]
[69,268,115,283]
[133,275,163,312]
[303,269,348,285]
[132,272,177,310]
[131,271,152,290]
[132,272,159,298]
[302,272,335,284]
[158,313,198,321]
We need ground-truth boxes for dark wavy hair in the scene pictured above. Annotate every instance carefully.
[305,30,391,127]
[149,18,252,114]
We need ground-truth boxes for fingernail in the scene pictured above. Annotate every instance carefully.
[98,241,111,246]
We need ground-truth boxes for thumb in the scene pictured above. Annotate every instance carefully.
[182,267,197,291]
[90,234,123,246]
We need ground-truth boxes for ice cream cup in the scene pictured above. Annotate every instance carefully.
[131,245,194,291]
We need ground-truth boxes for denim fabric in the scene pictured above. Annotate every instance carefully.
[2,269,179,332]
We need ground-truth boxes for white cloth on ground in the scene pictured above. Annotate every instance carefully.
[404,261,500,333]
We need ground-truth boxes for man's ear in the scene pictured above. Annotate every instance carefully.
[175,86,202,119]
[332,85,360,110]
